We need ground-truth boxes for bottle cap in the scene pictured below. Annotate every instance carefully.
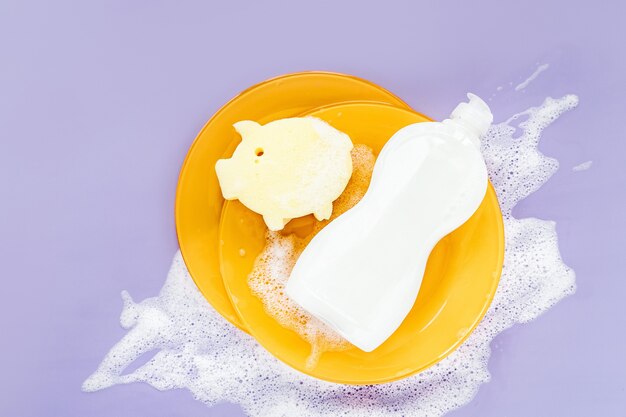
[449,93,493,141]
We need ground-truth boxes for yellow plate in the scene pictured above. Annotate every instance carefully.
[219,102,504,384]
[175,72,411,331]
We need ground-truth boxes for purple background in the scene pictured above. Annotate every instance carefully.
[1,1,625,416]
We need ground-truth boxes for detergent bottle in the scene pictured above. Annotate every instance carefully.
[286,94,493,352]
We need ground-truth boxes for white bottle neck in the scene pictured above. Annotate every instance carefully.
[446,93,493,147]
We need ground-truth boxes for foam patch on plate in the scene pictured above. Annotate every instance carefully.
[247,144,375,369]
[83,95,578,417]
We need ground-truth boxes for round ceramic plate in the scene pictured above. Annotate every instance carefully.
[175,72,411,330]
[219,102,504,384]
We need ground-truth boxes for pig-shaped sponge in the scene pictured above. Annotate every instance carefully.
[215,117,354,231]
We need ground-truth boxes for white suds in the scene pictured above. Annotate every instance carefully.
[572,160,592,171]
[84,95,579,417]
[247,145,375,368]
[515,63,550,91]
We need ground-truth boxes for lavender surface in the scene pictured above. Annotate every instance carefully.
[1,1,624,416]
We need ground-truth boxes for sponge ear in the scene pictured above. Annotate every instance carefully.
[215,159,240,200]
[233,120,261,140]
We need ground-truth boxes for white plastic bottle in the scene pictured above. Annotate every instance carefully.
[285,94,493,352]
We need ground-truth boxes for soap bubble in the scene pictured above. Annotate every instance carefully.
[84,95,578,417]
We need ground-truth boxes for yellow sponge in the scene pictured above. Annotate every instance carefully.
[215,117,354,231]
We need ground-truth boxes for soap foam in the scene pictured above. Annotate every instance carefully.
[247,145,376,367]
[515,63,550,91]
[572,160,592,172]
[84,95,578,417]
